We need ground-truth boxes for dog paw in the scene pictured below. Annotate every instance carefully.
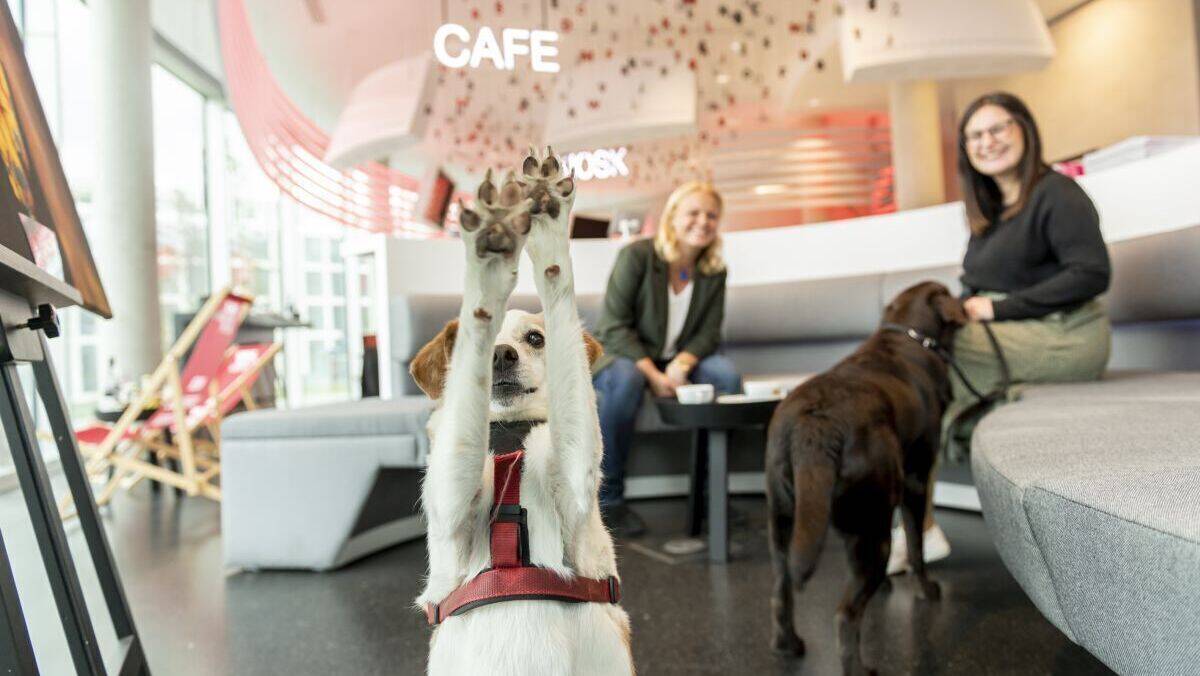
[770,630,806,657]
[458,169,532,260]
[916,578,942,601]
[519,145,575,224]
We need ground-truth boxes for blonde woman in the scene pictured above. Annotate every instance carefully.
[592,182,742,537]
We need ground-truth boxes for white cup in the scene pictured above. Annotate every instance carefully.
[744,380,786,399]
[675,383,715,404]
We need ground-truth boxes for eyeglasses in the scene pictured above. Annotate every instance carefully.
[964,118,1016,145]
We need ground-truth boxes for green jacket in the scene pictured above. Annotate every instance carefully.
[593,238,728,373]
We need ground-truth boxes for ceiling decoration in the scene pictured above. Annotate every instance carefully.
[217,0,423,235]
[386,0,886,201]
[839,0,1054,82]
[233,0,1055,228]
[542,49,698,151]
[324,53,437,169]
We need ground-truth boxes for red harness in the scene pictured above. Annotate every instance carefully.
[424,450,621,625]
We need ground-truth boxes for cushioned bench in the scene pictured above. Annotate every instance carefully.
[971,371,1200,674]
[220,224,1200,575]
[221,397,432,570]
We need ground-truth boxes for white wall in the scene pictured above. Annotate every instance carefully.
[953,0,1200,161]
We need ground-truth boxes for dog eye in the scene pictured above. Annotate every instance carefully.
[525,331,545,348]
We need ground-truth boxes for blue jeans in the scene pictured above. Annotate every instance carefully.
[592,354,742,506]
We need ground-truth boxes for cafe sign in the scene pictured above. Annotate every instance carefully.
[433,24,561,73]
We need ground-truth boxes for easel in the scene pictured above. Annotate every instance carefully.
[0,250,149,674]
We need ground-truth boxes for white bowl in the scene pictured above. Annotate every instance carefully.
[744,380,786,399]
[675,383,715,404]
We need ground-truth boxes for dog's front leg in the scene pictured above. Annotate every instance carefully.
[422,174,532,567]
[520,148,601,533]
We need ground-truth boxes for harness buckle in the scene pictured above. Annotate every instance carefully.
[607,576,620,604]
[491,504,532,566]
[492,503,527,524]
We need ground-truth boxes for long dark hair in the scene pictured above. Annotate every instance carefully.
[958,92,1049,235]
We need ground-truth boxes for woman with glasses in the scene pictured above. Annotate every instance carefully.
[889,91,1112,575]
[591,181,742,538]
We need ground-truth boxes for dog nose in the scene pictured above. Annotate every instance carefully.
[493,345,519,371]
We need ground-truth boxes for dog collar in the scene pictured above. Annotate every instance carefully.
[880,322,941,351]
[880,321,1005,403]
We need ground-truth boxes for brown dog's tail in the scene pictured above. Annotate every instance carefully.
[767,417,841,590]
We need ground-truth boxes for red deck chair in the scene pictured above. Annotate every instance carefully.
[89,341,282,507]
[68,287,259,510]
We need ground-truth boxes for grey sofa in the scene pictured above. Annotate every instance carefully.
[221,398,431,570]
[972,372,1200,674]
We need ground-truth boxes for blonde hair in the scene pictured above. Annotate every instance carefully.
[653,181,726,275]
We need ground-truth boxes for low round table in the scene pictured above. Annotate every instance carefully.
[653,396,781,563]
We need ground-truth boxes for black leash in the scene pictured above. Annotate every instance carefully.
[880,321,1011,403]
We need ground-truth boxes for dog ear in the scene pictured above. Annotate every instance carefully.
[410,320,458,399]
[935,294,968,326]
[582,330,604,367]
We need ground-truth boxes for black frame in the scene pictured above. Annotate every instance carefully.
[0,289,149,674]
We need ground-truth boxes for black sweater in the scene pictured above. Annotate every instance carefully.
[960,171,1111,321]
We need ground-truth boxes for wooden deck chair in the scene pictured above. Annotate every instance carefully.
[65,287,255,511]
[91,341,282,506]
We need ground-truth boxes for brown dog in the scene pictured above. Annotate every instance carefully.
[765,281,967,675]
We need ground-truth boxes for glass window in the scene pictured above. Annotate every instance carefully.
[80,345,97,392]
[153,65,209,342]
[253,268,272,298]
[307,340,330,380]
[305,271,323,295]
[221,110,282,310]
[304,237,322,262]
[14,4,365,417]
[307,305,325,329]
[280,201,353,405]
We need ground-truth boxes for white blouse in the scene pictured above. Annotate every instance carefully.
[660,281,694,360]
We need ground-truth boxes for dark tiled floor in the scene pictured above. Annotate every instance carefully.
[3,483,1112,675]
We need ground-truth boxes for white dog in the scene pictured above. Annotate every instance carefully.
[412,149,633,676]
